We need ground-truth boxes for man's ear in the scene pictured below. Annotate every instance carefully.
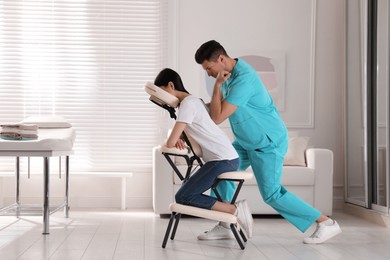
[219,54,226,64]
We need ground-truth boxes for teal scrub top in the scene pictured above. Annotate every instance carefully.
[222,59,288,150]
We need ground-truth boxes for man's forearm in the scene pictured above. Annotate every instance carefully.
[210,83,223,124]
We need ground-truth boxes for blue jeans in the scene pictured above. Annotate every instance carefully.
[175,158,239,210]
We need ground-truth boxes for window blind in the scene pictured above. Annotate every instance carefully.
[0,0,168,173]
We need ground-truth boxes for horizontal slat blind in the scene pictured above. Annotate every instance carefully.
[0,0,167,173]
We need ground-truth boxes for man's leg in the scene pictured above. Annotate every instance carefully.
[209,180,235,202]
[249,145,341,243]
[248,142,321,233]
[209,142,251,201]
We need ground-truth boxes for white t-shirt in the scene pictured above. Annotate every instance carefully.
[176,96,238,162]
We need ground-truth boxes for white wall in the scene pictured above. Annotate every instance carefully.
[172,0,345,209]
[0,0,345,210]
[176,0,316,127]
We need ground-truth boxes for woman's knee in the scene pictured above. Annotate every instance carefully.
[175,191,185,204]
[175,190,193,204]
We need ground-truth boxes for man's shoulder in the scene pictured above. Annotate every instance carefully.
[236,58,253,70]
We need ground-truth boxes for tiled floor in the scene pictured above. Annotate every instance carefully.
[0,209,389,260]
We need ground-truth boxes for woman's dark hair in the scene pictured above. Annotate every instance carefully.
[195,40,228,64]
[154,68,189,94]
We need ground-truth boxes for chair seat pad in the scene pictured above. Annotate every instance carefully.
[218,171,253,180]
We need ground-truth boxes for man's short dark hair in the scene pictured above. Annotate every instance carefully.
[195,40,228,64]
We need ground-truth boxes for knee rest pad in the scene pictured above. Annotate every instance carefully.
[169,202,238,224]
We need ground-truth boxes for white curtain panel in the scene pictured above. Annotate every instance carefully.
[0,0,168,173]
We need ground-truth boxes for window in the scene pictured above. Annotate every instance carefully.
[0,0,168,173]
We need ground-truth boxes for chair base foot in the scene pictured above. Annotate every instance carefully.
[162,205,247,250]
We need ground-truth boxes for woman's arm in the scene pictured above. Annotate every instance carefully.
[166,121,187,149]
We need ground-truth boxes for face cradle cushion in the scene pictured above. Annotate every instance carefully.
[144,82,179,108]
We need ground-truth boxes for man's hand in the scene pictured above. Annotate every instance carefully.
[216,70,231,85]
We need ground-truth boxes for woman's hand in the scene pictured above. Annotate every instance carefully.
[175,139,187,150]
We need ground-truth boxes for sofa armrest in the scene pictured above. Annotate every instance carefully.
[153,146,175,215]
[306,148,334,216]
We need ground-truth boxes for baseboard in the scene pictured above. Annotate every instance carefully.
[343,203,390,228]
[2,196,153,209]
[333,196,345,210]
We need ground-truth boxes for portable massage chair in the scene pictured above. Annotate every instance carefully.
[144,82,253,249]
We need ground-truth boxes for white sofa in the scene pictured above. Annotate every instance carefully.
[152,130,334,217]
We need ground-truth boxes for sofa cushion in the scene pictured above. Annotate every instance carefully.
[173,165,315,186]
[284,136,309,166]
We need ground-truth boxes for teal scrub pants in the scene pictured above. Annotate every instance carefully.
[217,139,321,233]
[210,178,235,202]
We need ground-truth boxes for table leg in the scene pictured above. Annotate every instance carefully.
[121,177,126,210]
[16,157,20,217]
[65,156,70,218]
[43,157,50,235]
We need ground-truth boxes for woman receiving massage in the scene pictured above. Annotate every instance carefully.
[153,68,254,239]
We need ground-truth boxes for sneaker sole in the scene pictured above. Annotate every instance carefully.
[197,235,234,240]
[303,229,342,244]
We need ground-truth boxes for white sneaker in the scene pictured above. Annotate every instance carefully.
[197,224,234,240]
[235,200,254,238]
[303,219,342,244]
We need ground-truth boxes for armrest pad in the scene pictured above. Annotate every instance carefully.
[159,144,190,155]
